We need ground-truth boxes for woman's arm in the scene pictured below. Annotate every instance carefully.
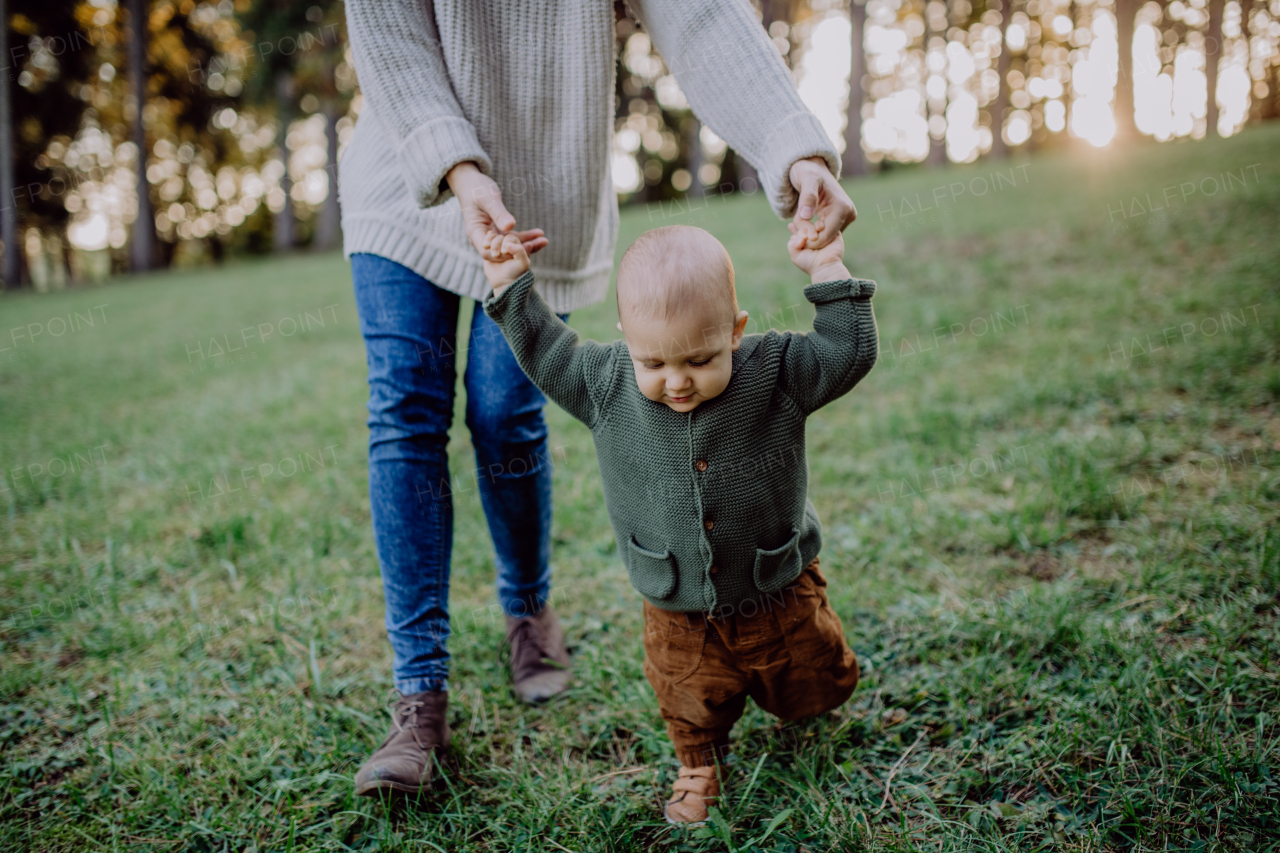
[344,0,490,210]
[482,272,618,429]
[625,0,844,224]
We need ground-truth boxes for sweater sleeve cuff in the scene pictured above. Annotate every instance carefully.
[802,277,876,304]
[397,116,494,209]
[757,112,842,220]
[481,270,536,323]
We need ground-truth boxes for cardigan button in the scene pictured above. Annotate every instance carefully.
[709,565,719,575]
[695,459,708,472]
[704,519,714,531]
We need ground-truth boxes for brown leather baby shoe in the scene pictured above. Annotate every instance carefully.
[664,764,721,824]
[355,690,450,797]
[504,605,572,703]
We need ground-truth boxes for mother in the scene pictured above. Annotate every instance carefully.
[339,0,857,798]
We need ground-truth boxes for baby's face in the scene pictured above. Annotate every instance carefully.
[621,304,749,412]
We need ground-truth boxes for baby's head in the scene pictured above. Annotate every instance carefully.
[616,225,749,412]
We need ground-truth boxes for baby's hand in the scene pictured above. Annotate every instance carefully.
[788,220,850,283]
[482,229,533,292]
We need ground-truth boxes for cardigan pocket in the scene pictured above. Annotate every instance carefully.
[753,527,802,593]
[627,536,678,600]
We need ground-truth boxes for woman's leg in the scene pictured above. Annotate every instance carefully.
[351,253,461,694]
[462,303,567,618]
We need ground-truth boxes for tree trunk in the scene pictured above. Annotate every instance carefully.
[926,0,948,165]
[1241,0,1273,122]
[989,0,1011,158]
[1114,0,1137,140]
[686,116,705,198]
[313,99,342,252]
[1241,0,1257,124]
[0,0,18,287]
[273,70,295,253]
[126,0,153,273]
[843,0,867,177]
[159,236,176,268]
[1271,3,1280,121]
[1205,0,1224,135]
[62,234,75,285]
[735,149,759,196]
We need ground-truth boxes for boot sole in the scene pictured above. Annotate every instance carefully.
[664,811,708,826]
[513,685,570,704]
[512,669,573,704]
[356,778,431,798]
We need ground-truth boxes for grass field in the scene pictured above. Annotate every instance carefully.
[2,125,1278,852]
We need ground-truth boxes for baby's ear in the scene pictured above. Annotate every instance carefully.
[730,310,750,349]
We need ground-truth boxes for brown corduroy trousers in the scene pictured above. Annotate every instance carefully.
[642,557,859,768]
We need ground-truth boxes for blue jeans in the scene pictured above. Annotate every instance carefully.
[351,253,566,694]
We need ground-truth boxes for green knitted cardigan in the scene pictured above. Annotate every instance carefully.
[483,270,878,614]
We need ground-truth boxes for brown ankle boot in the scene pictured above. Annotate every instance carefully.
[355,690,450,796]
[504,604,572,703]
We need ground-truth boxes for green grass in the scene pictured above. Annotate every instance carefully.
[2,125,1278,852]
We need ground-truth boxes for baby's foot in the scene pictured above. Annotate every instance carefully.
[664,765,720,825]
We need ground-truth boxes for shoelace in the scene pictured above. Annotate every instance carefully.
[505,617,551,675]
[388,694,430,750]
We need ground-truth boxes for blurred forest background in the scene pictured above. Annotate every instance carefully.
[3,0,1279,289]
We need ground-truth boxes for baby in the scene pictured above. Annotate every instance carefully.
[478,218,879,824]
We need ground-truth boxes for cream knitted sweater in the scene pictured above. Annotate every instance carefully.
[339,0,841,312]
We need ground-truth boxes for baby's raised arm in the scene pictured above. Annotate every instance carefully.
[775,219,879,414]
[474,219,620,431]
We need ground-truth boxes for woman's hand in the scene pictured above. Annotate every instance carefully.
[446,161,550,257]
[788,157,857,251]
